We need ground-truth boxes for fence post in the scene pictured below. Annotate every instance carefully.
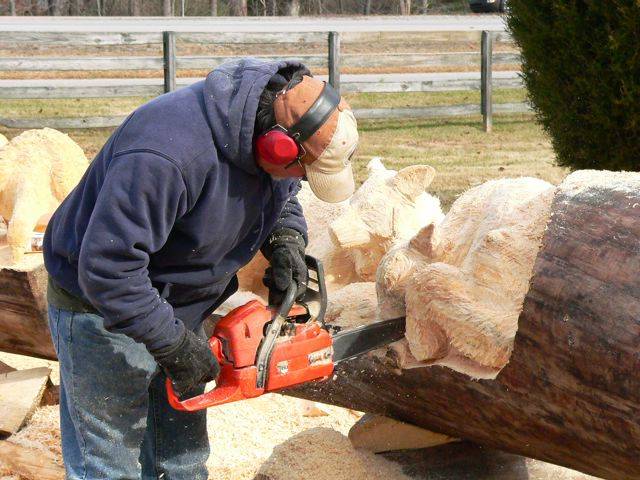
[481,30,493,133]
[328,31,341,94]
[163,31,176,93]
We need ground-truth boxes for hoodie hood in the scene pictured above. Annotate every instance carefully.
[203,58,309,175]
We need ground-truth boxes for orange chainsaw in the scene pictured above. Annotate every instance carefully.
[166,256,405,412]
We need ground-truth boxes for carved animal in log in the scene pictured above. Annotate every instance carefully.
[0,128,88,263]
[237,158,444,297]
[289,170,640,480]
[377,177,555,378]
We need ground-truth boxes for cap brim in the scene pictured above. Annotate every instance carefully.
[305,162,355,203]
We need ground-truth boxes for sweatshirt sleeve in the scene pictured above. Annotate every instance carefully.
[272,180,308,244]
[77,151,189,352]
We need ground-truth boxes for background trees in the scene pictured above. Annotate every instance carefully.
[3,0,467,16]
[508,0,640,171]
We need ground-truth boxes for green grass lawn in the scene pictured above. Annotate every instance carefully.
[0,90,564,210]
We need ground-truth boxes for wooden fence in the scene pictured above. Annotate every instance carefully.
[0,17,529,131]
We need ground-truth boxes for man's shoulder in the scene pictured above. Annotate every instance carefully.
[112,81,217,172]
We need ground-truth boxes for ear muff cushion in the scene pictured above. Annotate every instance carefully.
[256,129,300,166]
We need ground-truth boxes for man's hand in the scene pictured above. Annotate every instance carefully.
[262,228,308,305]
[151,328,220,397]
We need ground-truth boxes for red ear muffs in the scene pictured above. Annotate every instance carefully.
[256,128,299,166]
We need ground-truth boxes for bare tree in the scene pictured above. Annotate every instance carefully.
[363,0,371,14]
[163,0,172,15]
[9,0,16,15]
[210,0,217,15]
[95,0,101,15]
[230,0,247,15]
[129,0,141,15]
[287,0,299,15]
[71,0,84,14]
[269,0,276,15]
[399,0,411,14]
[419,0,428,13]
[52,0,67,15]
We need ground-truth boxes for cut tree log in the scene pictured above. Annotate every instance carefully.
[0,367,51,434]
[287,171,640,480]
[0,440,64,479]
[0,252,55,360]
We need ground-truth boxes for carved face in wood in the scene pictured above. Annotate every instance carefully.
[377,177,556,378]
[329,158,444,282]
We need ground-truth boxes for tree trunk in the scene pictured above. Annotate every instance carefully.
[363,0,371,15]
[9,0,16,15]
[399,0,410,15]
[163,0,172,16]
[287,0,299,15]
[129,0,141,15]
[230,0,247,15]
[269,0,277,15]
[420,0,428,13]
[210,0,217,15]
[71,0,83,15]
[287,170,640,480]
[51,0,66,15]
[0,263,54,360]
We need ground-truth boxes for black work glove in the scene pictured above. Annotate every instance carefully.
[151,328,220,398]
[261,228,308,305]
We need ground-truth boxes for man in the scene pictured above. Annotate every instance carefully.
[43,58,359,479]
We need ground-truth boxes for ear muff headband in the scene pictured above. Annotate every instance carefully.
[286,82,341,143]
[257,81,341,169]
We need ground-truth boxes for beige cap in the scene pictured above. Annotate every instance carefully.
[273,76,359,203]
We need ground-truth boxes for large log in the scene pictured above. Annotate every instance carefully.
[0,247,55,360]
[288,171,640,480]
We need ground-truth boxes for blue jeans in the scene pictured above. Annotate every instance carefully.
[48,305,210,480]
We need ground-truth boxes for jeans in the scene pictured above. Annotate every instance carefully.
[47,305,210,480]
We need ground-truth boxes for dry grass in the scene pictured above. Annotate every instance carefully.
[0,108,563,211]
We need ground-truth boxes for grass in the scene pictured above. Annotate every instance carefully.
[0,91,564,210]
[0,90,528,118]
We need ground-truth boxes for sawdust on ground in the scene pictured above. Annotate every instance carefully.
[0,353,411,480]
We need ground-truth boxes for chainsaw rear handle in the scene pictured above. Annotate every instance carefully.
[166,282,299,411]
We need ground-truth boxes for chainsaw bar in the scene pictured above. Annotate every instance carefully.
[331,317,406,365]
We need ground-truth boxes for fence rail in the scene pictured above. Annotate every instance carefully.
[0,17,528,130]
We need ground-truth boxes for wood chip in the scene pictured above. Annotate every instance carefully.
[0,367,50,434]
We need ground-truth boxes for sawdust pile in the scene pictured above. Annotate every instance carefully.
[0,134,7,148]
[0,353,409,480]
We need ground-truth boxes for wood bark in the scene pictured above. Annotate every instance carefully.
[0,440,64,480]
[163,0,172,16]
[129,0,141,16]
[51,0,67,15]
[288,171,640,480]
[287,0,300,15]
[0,264,55,360]
[230,0,247,15]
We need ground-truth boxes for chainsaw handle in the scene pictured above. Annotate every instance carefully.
[165,336,237,412]
[166,372,247,412]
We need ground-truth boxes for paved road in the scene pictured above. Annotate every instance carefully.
[0,15,507,33]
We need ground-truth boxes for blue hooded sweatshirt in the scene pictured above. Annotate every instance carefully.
[43,59,308,352]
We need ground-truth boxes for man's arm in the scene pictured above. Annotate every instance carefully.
[261,180,309,303]
[272,180,308,242]
[77,151,188,351]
